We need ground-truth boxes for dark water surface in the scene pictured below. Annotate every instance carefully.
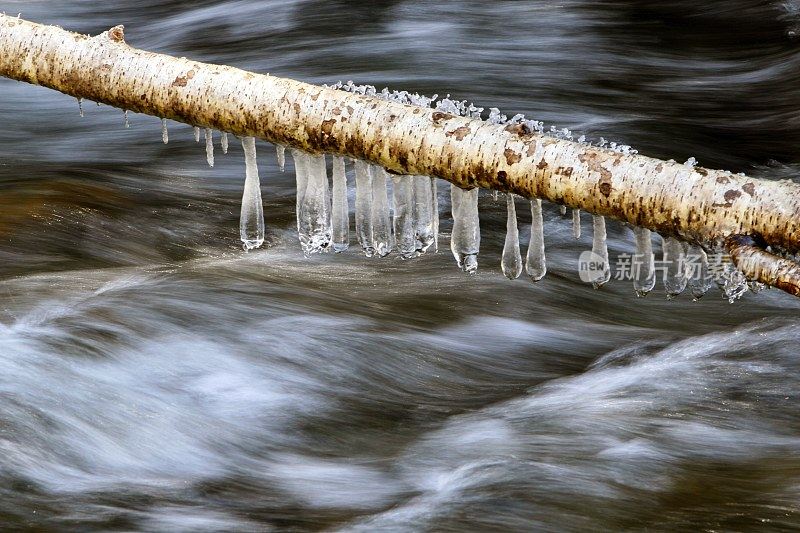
[1,1,800,531]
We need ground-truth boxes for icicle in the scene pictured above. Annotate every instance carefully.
[591,215,610,288]
[492,190,499,201]
[239,137,265,250]
[353,160,375,257]
[220,132,229,154]
[77,98,83,117]
[276,145,286,172]
[291,149,310,248]
[572,209,581,239]
[370,166,393,257]
[161,118,168,144]
[123,110,130,128]
[392,175,416,259]
[450,184,480,273]
[331,156,349,253]
[526,199,546,281]
[688,244,712,300]
[293,151,332,254]
[501,194,523,279]
[632,227,655,297]
[430,178,439,253]
[204,128,214,167]
[193,126,200,142]
[560,205,567,216]
[412,176,435,254]
[662,236,689,298]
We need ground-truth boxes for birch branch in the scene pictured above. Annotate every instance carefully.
[1,14,799,297]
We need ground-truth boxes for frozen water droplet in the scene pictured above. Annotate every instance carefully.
[560,205,567,216]
[633,227,656,297]
[204,128,214,167]
[123,110,130,128]
[161,118,168,144]
[78,98,83,117]
[412,176,435,254]
[239,137,265,250]
[450,184,480,273]
[220,132,228,154]
[193,126,200,142]
[331,156,349,253]
[501,194,523,280]
[353,160,375,257]
[370,166,393,257]
[688,244,712,300]
[591,215,610,288]
[684,157,697,167]
[276,145,286,172]
[572,209,581,239]
[392,175,416,259]
[662,236,689,298]
[526,199,546,281]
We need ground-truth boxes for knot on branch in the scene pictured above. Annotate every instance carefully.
[102,25,125,43]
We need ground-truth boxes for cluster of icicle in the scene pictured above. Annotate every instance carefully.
[106,90,756,302]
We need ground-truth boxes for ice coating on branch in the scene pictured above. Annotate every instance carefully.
[684,157,697,168]
[526,199,546,282]
[430,178,439,253]
[276,145,286,172]
[353,160,374,257]
[77,98,83,117]
[239,137,265,250]
[501,194,523,280]
[412,176,435,254]
[572,209,581,239]
[220,132,228,154]
[450,184,480,273]
[688,244,712,300]
[331,156,349,253]
[204,128,214,167]
[633,227,656,297]
[193,126,200,142]
[161,118,168,144]
[296,152,332,254]
[392,175,416,259]
[662,236,689,298]
[370,166,393,257]
[591,215,610,288]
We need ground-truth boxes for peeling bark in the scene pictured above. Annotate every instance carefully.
[1,15,800,297]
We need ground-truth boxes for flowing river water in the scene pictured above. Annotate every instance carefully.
[1,1,800,530]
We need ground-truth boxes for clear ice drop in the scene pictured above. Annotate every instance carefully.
[276,145,286,172]
[331,156,349,253]
[560,205,567,215]
[662,236,689,298]
[353,160,375,257]
[302,153,332,254]
[221,132,228,154]
[124,110,130,128]
[526,199,546,281]
[591,215,610,288]
[430,178,439,253]
[450,184,480,273]
[688,244,712,300]
[204,128,214,167]
[413,176,435,254]
[161,118,168,144]
[193,126,200,142]
[370,166,393,257]
[572,209,581,239]
[78,98,83,117]
[501,194,523,279]
[632,227,656,297]
[239,137,265,250]
[392,175,416,259]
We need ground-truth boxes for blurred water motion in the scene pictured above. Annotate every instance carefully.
[1,1,799,530]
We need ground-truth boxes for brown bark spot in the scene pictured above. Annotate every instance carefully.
[432,111,452,124]
[388,114,397,122]
[332,107,341,115]
[612,156,622,167]
[563,166,574,177]
[526,140,538,157]
[321,119,336,136]
[716,175,730,184]
[537,159,548,170]
[542,139,557,147]
[347,106,354,114]
[504,123,530,135]
[695,167,708,176]
[100,63,112,71]
[446,126,471,141]
[310,93,320,101]
[107,25,125,43]
[504,149,522,166]
[293,102,301,113]
[655,163,663,173]
[579,151,612,181]
[413,108,421,114]
[724,189,742,203]
[599,180,613,197]
[171,70,195,87]
[496,170,509,185]
[742,182,756,196]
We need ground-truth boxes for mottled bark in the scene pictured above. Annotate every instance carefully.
[1,15,799,297]
[726,236,800,297]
